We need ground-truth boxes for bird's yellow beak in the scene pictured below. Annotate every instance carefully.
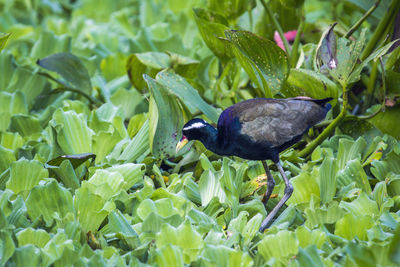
[176,136,188,153]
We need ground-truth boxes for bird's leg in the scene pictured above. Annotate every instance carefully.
[259,161,293,232]
[262,160,275,207]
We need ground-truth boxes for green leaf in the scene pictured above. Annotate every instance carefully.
[0,145,16,174]
[329,29,366,86]
[258,230,299,263]
[0,230,15,266]
[100,52,127,81]
[208,0,254,21]
[199,244,253,267]
[25,179,74,227]
[339,192,379,218]
[369,106,400,139]
[47,153,95,169]
[315,23,337,71]
[304,201,345,228]
[6,158,48,195]
[337,160,371,194]
[389,223,400,264]
[335,213,374,240]
[156,71,220,124]
[9,115,43,137]
[199,170,226,206]
[145,75,184,158]
[225,30,289,97]
[287,171,320,205]
[156,221,204,264]
[294,245,325,267]
[74,186,115,233]
[10,245,41,267]
[50,109,94,155]
[31,31,71,59]
[155,244,184,267]
[46,160,80,191]
[193,8,233,63]
[319,156,338,204]
[16,228,51,248]
[284,68,339,99]
[37,53,92,95]
[108,210,140,249]
[0,32,11,52]
[295,226,327,249]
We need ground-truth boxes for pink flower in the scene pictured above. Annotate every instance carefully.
[274,30,298,51]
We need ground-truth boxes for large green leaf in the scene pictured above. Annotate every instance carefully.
[334,213,374,240]
[258,230,299,263]
[284,68,339,99]
[31,31,71,59]
[74,186,115,233]
[0,230,15,266]
[156,71,220,123]
[199,244,253,267]
[225,30,289,97]
[37,53,92,95]
[25,179,74,227]
[156,221,204,264]
[369,106,400,139]
[145,74,184,158]
[50,109,94,155]
[199,170,226,206]
[193,8,233,63]
[319,156,338,204]
[6,159,48,195]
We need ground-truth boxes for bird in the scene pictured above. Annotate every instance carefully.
[176,97,332,232]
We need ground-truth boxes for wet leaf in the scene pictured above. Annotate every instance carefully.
[225,30,289,97]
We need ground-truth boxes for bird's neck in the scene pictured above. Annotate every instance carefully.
[198,125,225,155]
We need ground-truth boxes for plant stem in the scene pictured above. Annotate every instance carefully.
[298,84,349,158]
[260,0,291,54]
[363,59,379,111]
[345,0,381,39]
[290,14,305,67]
[361,0,400,60]
[54,87,102,106]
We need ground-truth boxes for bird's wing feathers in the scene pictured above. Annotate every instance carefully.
[228,98,327,147]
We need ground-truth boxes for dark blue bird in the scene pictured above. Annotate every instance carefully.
[176,97,332,232]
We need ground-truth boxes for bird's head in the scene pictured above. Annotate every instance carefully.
[176,118,210,153]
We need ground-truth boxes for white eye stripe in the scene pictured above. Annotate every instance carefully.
[183,122,206,130]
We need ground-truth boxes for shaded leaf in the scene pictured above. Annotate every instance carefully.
[37,53,92,94]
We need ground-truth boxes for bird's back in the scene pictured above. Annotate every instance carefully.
[217,97,331,161]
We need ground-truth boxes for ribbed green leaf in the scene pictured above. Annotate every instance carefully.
[199,244,253,267]
[258,230,299,263]
[199,170,226,206]
[225,30,289,97]
[25,179,74,227]
[145,75,184,158]
[6,159,48,195]
[335,213,374,240]
[50,109,94,155]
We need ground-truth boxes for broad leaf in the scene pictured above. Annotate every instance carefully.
[225,30,289,97]
[37,53,92,95]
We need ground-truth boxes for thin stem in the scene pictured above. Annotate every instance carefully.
[53,87,101,106]
[361,0,400,60]
[290,14,305,67]
[260,0,291,54]
[298,84,349,158]
[363,59,379,112]
[345,0,381,39]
